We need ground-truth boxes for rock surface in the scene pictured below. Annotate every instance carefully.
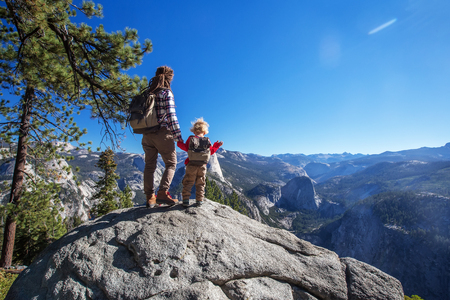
[247,183,282,215]
[342,257,404,300]
[7,200,403,300]
[279,176,321,211]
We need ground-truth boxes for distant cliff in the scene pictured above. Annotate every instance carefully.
[308,192,450,300]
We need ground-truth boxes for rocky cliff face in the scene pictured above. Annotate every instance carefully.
[0,152,98,221]
[248,177,320,214]
[312,196,450,300]
[247,183,282,215]
[217,149,307,191]
[7,200,403,300]
[278,176,321,211]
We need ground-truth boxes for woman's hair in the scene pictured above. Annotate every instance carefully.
[190,118,209,135]
[148,66,174,93]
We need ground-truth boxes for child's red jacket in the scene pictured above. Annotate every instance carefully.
[177,136,222,165]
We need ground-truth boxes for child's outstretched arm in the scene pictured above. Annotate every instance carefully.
[210,141,223,155]
[177,138,189,152]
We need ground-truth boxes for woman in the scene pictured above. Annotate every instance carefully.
[142,66,182,208]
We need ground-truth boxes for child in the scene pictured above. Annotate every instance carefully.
[177,118,223,207]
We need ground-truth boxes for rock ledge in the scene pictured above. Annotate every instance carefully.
[7,200,403,300]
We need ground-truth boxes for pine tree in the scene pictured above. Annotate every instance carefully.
[91,148,132,217]
[14,181,66,265]
[205,177,223,203]
[0,179,66,265]
[119,185,134,209]
[65,215,83,232]
[205,178,248,216]
[224,191,248,216]
[405,296,425,300]
[0,0,151,267]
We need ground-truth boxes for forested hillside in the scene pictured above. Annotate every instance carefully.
[316,160,450,205]
[310,191,450,300]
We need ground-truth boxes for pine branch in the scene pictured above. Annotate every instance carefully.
[46,22,80,93]
[0,122,21,126]
[16,26,41,63]
[29,112,82,142]
[88,86,119,147]
[21,169,38,186]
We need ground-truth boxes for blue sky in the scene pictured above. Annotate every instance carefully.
[78,0,450,156]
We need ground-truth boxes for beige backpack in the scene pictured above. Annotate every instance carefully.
[127,88,165,133]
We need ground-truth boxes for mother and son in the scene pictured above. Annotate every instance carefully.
[140,66,223,208]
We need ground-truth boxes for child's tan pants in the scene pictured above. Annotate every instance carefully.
[182,164,207,201]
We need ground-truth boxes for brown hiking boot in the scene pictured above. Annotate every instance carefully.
[146,194,157,208]
[156,190,178,206]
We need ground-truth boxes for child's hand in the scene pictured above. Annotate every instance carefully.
[216,141,223,147]
[177,140,185,150]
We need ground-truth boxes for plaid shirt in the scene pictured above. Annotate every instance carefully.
[155,89,182,142]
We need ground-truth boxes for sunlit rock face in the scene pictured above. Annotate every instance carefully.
[7,200,403,300]
[278,176,322,211]
[247,183,282,215]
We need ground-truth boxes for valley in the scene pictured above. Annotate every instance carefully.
[1,142,450,299]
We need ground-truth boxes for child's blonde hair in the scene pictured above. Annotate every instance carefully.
[190,118,209,135]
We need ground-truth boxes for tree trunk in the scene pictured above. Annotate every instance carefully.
[0,87,33,268]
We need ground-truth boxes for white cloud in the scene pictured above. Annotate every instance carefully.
[368,19,397,35]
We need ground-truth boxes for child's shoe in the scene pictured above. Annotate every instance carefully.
[195,200,203,207]
[183,199,190,207]
[156,190,178,206]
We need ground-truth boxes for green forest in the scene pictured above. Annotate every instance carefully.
[370,191,450,251]
[205,177,248,216]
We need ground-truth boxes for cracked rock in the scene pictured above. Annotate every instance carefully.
[223,277,294,300]
[6,200,404,300]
